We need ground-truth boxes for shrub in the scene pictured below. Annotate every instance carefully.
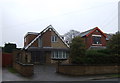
[107,32,120,55]
[72,49,120,65]
[3,43,17,53]
[86,49,108,57]
[97,49,111,54]
[70,36,86,63]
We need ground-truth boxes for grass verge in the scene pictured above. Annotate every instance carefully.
[7,67,17,74]
[106,74,120,78]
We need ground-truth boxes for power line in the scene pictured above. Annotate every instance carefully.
[3,2,117,28]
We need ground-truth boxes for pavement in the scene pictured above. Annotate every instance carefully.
[2,65,120,82]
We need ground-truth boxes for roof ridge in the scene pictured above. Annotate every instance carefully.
[80,27,95,37]
[80,27,95,34]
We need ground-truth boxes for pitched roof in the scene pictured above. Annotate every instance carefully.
[23,25,69,50]
[80,27,107,37]
[80,28,94,37]
[105,33,113,40]
[24,32,39,38]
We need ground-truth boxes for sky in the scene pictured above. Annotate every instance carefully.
[0,0,119,48]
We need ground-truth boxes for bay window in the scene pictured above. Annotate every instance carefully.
[51,51,68,59]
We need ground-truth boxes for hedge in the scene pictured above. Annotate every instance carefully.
[72,49,120,64]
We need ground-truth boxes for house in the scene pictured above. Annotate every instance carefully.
[62,27,110,49]
[23,25,69,64]
[80,27,107,49]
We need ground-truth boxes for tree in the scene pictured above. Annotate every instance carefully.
[107,31,120,55]
[70,36,86,63]
[3,43,17,53]
[63,30,80,44]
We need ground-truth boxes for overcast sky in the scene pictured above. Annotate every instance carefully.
[0,0,119,48]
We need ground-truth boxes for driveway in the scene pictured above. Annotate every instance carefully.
[2,65,120,81]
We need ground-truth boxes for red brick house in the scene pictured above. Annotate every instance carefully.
[23,25,69,64]
[80,27,107,49]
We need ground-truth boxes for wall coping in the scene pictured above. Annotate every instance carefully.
[2,53,12,55]
[60,64,119,66]
[16,61,34,66]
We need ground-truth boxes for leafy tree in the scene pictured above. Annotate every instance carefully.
[107,31,120,55]
[70,36,86,63]
[3,43,17,53]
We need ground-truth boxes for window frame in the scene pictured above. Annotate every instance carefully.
[51,36,57,42]
[92,35,102,45]
[24,38,26,42]
[51,51,68,59]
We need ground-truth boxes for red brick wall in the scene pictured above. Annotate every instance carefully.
[2,53,12,67]
[24,34,38,47]
[24,29,52,47]
[42,29,51,47]
[84,30,106,48]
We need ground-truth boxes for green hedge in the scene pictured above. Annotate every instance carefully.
[72,49,120,64]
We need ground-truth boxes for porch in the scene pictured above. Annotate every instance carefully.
[27,47,69,64]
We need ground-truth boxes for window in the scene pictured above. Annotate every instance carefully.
[38,38,42,47]
[51,51,68,59]
[51,36,57,42]
[93,36,101,44]
[24,38,26,42]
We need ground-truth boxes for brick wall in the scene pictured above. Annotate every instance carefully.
[24,34,38,47]
[51,30,68,48]
[12,49,34,77]
[42,30,51,47]
[13,62,34,77]
[58,64,120,76]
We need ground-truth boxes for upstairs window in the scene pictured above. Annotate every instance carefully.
[51,36,57,42]
[92,35,102,44]
[93,36,101,44]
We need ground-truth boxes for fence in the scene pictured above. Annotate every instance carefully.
[2,53,12,67]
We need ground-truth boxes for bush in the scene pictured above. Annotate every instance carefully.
[107,32,120,55]
[86,49,109,57]
[70,36,86,62]
[97,49,111,54]
[3,43,17,53]
[72,49,120,65]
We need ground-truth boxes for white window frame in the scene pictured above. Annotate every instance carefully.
[92,34,102,45]
[52,51,68,59]
[92,34,102,37]
[64,52,66,58]
[24,38,26,42]
[62,51,64,58]
[51,36,57,42]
